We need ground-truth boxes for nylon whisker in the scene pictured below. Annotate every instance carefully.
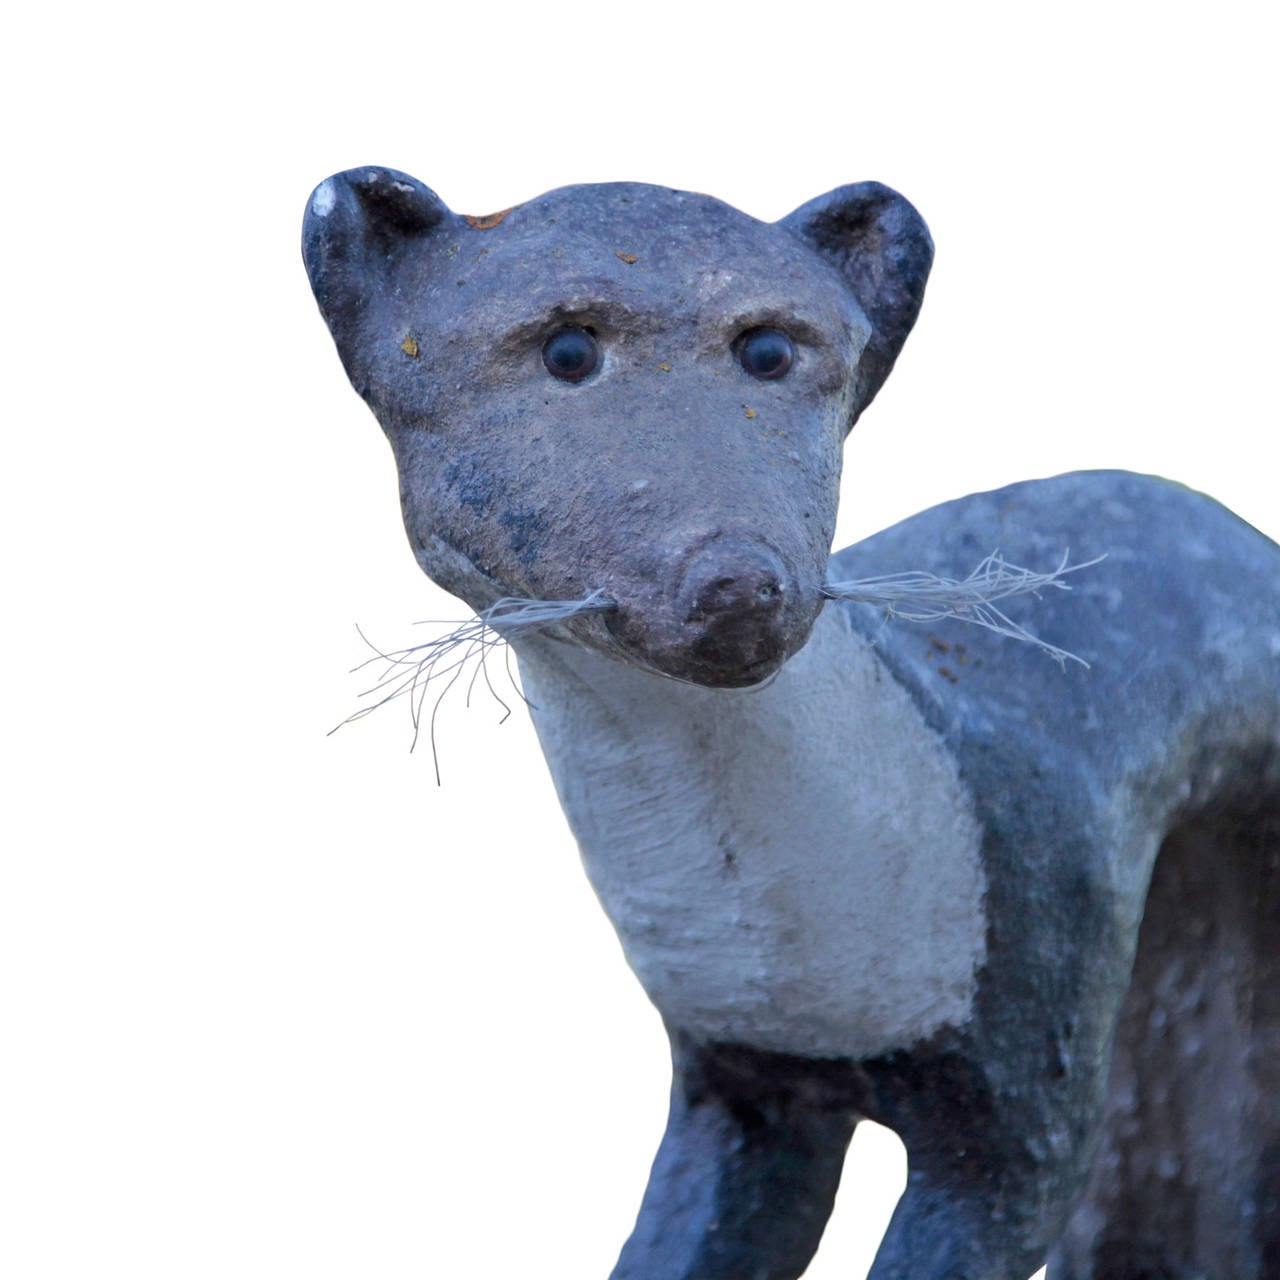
[823,550,1102,667]
[333,590,615,768]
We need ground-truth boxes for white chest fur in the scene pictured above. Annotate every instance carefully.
[518,606,987,1061]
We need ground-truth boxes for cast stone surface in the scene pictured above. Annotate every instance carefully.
[304,166,1280,1279]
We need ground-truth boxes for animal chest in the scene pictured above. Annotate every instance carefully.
[520,605,989,1061]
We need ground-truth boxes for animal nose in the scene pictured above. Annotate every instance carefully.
[683,542,788,624]
[677,537,793,685]
[600,535,811,688]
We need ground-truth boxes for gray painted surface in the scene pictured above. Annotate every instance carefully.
[520,603,986,1062]
[303,168,1280,1279]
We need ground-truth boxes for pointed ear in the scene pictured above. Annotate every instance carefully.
[781,182,933,425]
[302,167,453,394]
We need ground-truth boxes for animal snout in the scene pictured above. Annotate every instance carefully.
[601,535,821,688]
[677,538,796,686]
[682,540,788,624]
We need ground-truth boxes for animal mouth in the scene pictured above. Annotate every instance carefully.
[603,621,802,689]
[599,619,794,689]
[689,653,786,689]
[599,535,816,688]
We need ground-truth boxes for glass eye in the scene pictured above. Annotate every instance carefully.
[542,327,599,382]
[736,327,794,380]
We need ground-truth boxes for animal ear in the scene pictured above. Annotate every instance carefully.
[302,167,453,394]
[781,183,934,425]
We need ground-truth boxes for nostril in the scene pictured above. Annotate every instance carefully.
[682,541,790,624]
[691,576,782,619]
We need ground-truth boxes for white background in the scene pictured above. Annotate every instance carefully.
[5,4,1276,1278]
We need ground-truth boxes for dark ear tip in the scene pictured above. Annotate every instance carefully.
[349,167,451,233]
[780,182,935,428]
[781,181,933,261]
[304,166,451,240]
[302,168,453,363]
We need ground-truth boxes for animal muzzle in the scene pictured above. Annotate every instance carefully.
[604,535,814,688]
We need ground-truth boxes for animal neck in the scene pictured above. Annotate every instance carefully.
[514,604,884,808]
[513,603,988,1061]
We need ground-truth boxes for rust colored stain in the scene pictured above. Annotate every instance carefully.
[464,209,512,230]
[615,251,639,264]
[401,335,420,358]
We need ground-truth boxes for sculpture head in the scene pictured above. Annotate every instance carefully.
[304,169,932,687]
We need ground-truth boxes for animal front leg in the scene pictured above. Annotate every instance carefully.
[610,1040,858,1280]
[860,1073,1098,1280]
[866,1170,1050,1280]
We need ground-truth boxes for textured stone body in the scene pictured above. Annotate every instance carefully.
[304,168,1280,1278]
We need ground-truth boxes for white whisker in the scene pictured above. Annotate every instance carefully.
[331,590,615,778]
[335,553,1099,771]
[824,550,1104,667]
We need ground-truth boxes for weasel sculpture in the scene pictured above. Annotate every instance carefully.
[303,167,1280,1279]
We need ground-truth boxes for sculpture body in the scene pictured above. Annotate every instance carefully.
[304,168,1280,1279]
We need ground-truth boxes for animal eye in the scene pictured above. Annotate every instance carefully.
[736,327,794,380]
[542,327,599,382]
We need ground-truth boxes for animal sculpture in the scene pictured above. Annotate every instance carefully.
[303,166,1280,1279]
